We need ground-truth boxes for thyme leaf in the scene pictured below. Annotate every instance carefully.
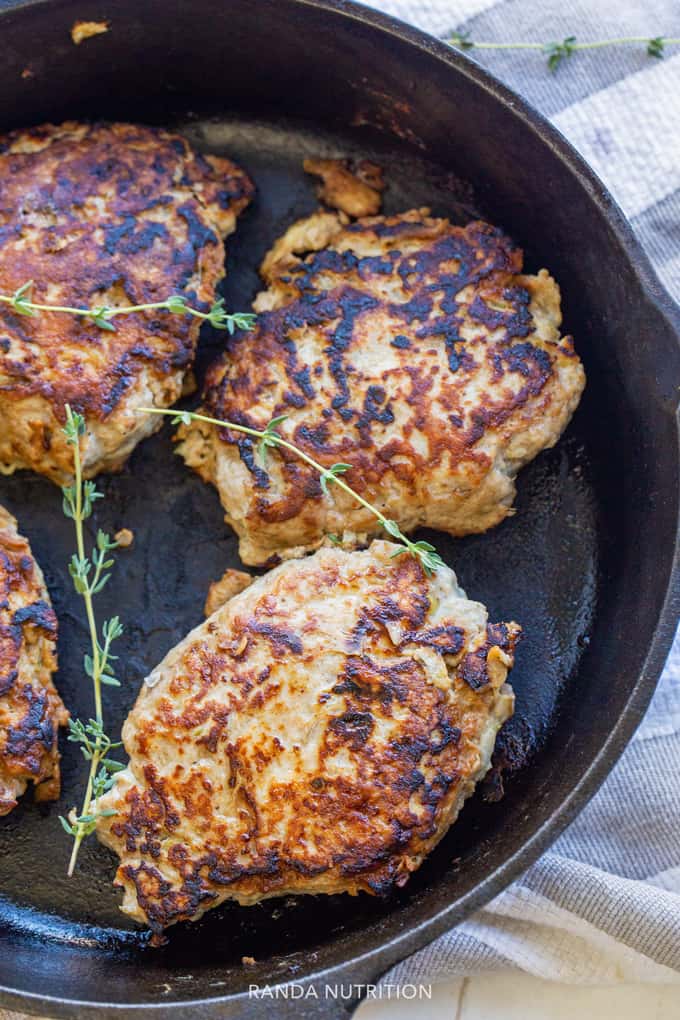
[319,462,352,496]
[545,36,577,72]
[257,414,288,462]
[647,36,665,58]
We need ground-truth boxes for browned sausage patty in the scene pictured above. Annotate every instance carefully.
[0,121,253,483]
[97,541,518,931]
[0,504,67,814]
[178,206,584,566]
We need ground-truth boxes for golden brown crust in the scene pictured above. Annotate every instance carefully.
[0,504,67,814]
[178,209,585,566]
[97,541,518,930]
[0,121,253,483]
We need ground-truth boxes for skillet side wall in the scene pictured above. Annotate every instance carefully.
[0,0,678,1014]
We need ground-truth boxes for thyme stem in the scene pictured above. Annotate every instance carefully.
[0,281,255,335]
[66,409,102,875]
[139,407,445,576]
[60,405,125,875]
[447,32,679,70]
[463,37,679,50]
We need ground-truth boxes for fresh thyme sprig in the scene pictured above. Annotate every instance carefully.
[0,280,256,334]
[140,407,445,577]
[58,405,125,876]
[447,32,680,71]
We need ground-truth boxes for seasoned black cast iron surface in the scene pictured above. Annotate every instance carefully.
[0,0,677,1016]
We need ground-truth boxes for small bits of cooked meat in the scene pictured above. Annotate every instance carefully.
[97,541,519,931]
[0,121,253,484]
[70,19,109,44]
[203,567,252,617]
[178,200,585,566]
[303,157,385,217]
[0,505,67,815]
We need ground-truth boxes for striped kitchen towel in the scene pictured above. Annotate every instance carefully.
[367,0,680,983]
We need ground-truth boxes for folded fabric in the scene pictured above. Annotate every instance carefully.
[366,0,680,983]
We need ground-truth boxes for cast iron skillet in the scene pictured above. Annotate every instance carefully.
[0,0,679,1016]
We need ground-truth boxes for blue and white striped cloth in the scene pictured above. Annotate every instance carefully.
[368,0,680,984]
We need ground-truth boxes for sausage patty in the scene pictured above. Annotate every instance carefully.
[178,199,584,566]
[97,541,518,931]
[0,121,253,483]
[0,505,67,814]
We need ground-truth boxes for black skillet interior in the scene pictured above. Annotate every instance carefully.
[0,0,678,1016]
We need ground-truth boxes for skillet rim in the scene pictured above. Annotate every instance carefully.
[0,0,679,1013]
